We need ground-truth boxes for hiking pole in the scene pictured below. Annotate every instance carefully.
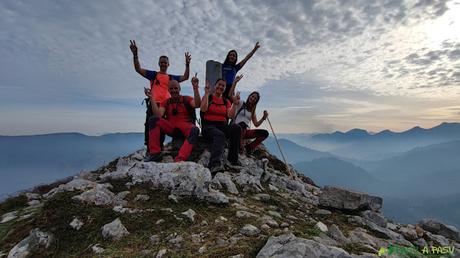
[266,117,295,178]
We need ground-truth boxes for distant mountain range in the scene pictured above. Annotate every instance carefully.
[293,157,379,194]
[2,122,459,227]
[280,122,460,160]
[265,136,460,228]
[263,138,333,164]
[0,132,144,198]
[311,122,460,142]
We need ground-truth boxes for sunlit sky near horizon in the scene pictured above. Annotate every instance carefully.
[1,0,459,135]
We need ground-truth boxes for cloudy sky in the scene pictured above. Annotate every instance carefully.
[1,0,459,135]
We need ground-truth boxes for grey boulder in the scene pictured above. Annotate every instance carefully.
[319,186,382,212]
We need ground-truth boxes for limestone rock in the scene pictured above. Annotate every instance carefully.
[398,226,418,240]
[348,228,387,249]
[181,209,196,222]
[234,172,263,193]
[44,178,97,198]
[1,211,18,224]
[361,210,386,227]
[425,231,450,245]
[268,211,282,219]
[91,244,105,254]
[257,233,360,258]
[8,229,53,258]
[168,194,179,203]
[72,184,122,206]
[236,210,257,219]
[69,217,84,230]
[202,189,229,204]
[215,216,228,223]
[419,218,459,241]
[260,215,279,228]
[213,172,239,195]
[363,219,412,246]
[319,186,382,212]
[253,193,271,202]
[25,193,40,201]
[315,221,328,233]
[101,218,129,241]
[328,224,349,245]
[268,184,279,192]
[261,224,271,231]
[168,235,183,249]
[156,248,167,258]
[240,224,260,236]
[268,175,319,205]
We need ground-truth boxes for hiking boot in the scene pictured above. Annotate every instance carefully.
[226,160,243,169]
[143,153,162,162]
[245,145,254,156]
[209,164,225,175]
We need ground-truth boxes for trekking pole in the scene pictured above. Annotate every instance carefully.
[266,117,295,178]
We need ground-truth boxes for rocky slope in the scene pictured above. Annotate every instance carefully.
[1,139,459,257]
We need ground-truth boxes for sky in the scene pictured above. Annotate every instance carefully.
[0,0,459,135]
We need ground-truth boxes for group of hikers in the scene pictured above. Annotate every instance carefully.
[130,40,269,174]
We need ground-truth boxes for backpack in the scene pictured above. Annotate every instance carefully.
[200,94,231,125]
[229,101,250,129]
[164,96,197,124]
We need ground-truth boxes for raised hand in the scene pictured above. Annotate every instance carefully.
[232,92,241,105]
[144,87,152,98]
[263,110,269,120]
[235,74,244,83]
[204,80,211,95]
[192,73,199,90]
[130,40,138,56]
[254,41,260,51]
[185,52,191,65]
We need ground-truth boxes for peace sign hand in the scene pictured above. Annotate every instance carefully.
[185,52,191,65]
[254,42,260,51]
[130,40,138,56]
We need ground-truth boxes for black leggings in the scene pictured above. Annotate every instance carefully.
[202,122,241,167]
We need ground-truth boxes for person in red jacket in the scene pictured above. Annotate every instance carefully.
[200,79,241,174]
[144,75,201,162]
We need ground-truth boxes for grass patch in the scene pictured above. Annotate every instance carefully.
[292,220,321,239]
[30,192,118,257]
[0,195,28,215]
[31,178,73,196]
[0,213,36,254]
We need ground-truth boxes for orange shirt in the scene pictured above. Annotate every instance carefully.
[145,70,181,104]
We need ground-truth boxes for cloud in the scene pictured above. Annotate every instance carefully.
[0,0,458,134]
[254,73,460,133]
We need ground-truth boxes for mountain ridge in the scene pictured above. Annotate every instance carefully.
[1,141,459,257]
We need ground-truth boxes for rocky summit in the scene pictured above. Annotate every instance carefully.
[1,139,459,257]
